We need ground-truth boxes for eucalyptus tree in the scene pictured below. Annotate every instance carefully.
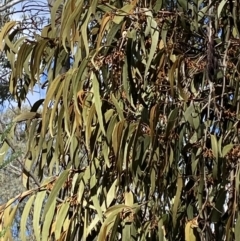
[0,0,50,106]
[0,105,35,241]
[0,0,240,241]
[0,0,13,105]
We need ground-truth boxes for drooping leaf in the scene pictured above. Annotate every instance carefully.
[0,21,16,51]
[42,170,70,219]
[20,195,36,241]
[33,191,47,241]
[217,0,228,18]
[165,108,179,138]
[172,174,183,228]
[55,201,70,239]
[92,71,106,136]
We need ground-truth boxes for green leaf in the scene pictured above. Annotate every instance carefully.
[103,23,122,55]
[109,214,121,241]
[112,4,134,24]
[178,0,188,11]
[80,0,98,56]
[90,174,103,223]
[111,94,124,121]
[145,14,159,79]
[98,204,132,241]
[165,108,179,138]
[2,198,19,241]
[217,0,227,18]
[30,39,49,81]
[211,134,218,158]
[112,120,125,158]
[198,6,209,22]
[33,191,47,241]
[154,0,163,11]
[187,204,194,220]
[218,135,223,157]
[125,191,134,206]
[172,174,183,228]
[85,103,96,152]
[20,195,35,241]
[15,42,34,79]
[161,25,167,48]
[150,168,156,193]
[0,21,16,51]
[49,81,64,137]
[103,179,118,211]
[42,200,56,241]
[55,201,70,239]
[42,170,70,219]
[222,144,234,157]
[92,71,106,136]
[235,215,240,241]
[13,112,40,122]
[122,222,131,240]
[41,74,63,138]
[158,219,165,240]
[61,1,84,52]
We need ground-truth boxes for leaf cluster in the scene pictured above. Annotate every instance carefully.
[0,0,240,241]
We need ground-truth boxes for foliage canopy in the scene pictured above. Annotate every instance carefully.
[0,0,14,106]
[1,0,240,240]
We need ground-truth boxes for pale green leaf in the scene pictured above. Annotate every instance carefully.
[217,0,227,18]
[20,195,35,241]
[222,144,234,158]
[42,170,70,219]
[33,191,47,241]
[55,202,70,239]
[92,71,106,136]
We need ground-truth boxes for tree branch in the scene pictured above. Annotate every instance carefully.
[0,0,27,12]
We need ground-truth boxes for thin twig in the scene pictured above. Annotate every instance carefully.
[220,41,230,119]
